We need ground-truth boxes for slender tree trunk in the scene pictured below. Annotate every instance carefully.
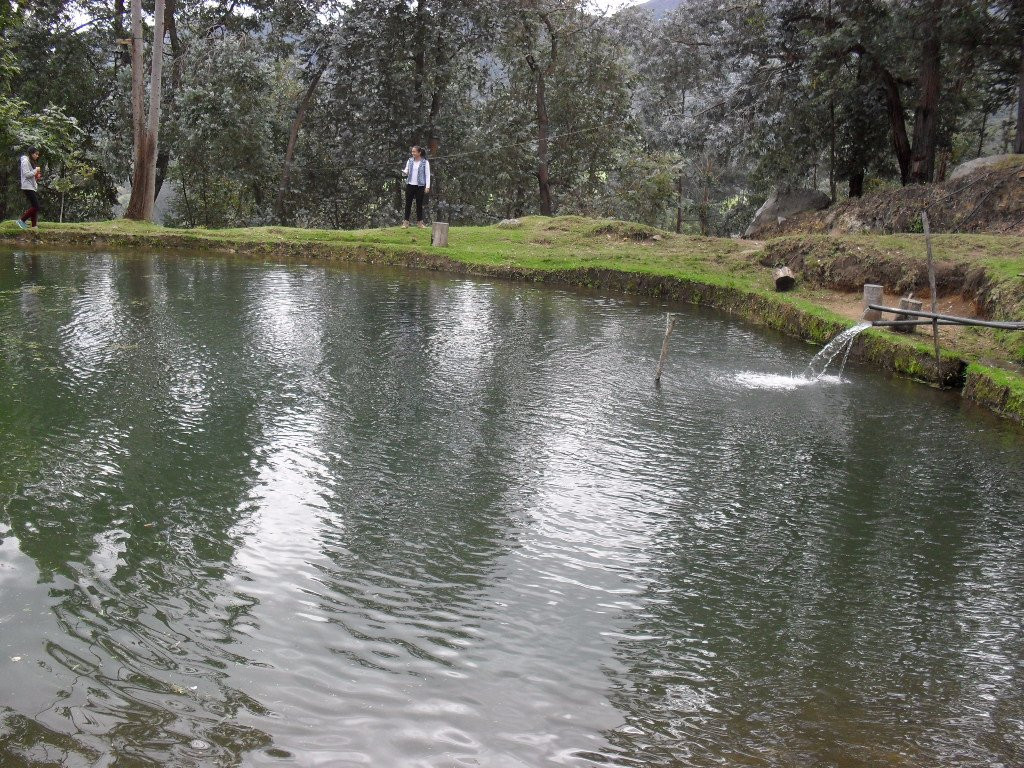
[0,169,9,219]
[411,0,427,144]
[829,97,836,200]
[535,71,553,216]
[675,175,684,234]
[426,30,447,147]
[114,0,129,68]
[1016,35,1024,154]
[154,0,180,199]
[124,0,166,220]
[697,157,711,236]
[908,0,943,184]
[180,172,194,225]
[870,57,912,184]
[124,0,148,219]
[846,59,868,196]
[277,66,325,224]
[142,0,165,219]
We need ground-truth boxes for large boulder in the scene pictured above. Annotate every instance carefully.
[744,188,832,238]
[948,153,1024,182]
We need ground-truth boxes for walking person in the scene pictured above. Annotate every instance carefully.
[400,145,430,228]
[17,147,42,229]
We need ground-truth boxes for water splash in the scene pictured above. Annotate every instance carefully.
[731,323,871,390]
[803,322,872,381]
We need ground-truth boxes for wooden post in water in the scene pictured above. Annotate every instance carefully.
[862,284,884,320]
[922,210,941,372]
[654,313,677,384]
[431,222,449,247]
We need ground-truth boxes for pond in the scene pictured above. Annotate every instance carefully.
[1,249,1022,767]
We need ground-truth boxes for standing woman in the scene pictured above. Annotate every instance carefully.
[17,146,42,229]
[400,145,430,228]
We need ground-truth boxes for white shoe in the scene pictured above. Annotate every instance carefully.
[16,219,27,229]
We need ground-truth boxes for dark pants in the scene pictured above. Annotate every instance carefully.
[21,190,40,227]
[404,184,426,222]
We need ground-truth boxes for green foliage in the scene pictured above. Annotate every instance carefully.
[0,0,1018,236]
[165,36,289,227]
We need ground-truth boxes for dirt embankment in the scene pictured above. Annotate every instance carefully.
[759,235,1024,323]
[757,156,1024,238]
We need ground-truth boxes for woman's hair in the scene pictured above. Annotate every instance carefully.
[25,146,38,157]
[411,145,427,159]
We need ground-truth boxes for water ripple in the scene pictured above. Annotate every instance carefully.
[0,253,1022,767]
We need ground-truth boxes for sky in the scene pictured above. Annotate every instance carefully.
[593,0,646,12]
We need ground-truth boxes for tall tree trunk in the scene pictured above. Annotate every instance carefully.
[829,96,836,200]
[0,169,8,219]
[535,70,553,216]
[411,0,428,144]
[867,56,912,184]
[154,0,180,199]
[675,175,684,233]
[1016,34,1024,154]
[277,66,325,224]
[143,0,166,219]
[114,0,129,68]
[908,0,943,184]
[124,0,148,219]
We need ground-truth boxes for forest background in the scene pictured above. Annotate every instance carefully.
[0,0,1021,235]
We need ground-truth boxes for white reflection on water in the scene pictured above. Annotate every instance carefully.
[730,372,843,390]
[231,268,336,580]
[60,256,119,381]
[425,281,497,397]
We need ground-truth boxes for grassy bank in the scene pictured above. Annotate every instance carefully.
[3,216,1024,425]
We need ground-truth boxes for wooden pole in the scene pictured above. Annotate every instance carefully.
[867,303,1024,330]
[654,313,677,384]
[922,210,941,372]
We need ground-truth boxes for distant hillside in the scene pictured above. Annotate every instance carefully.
[631,0,685,19]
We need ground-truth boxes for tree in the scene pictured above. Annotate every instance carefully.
[503,0,606,215]
[166,35,285,227]
[124,0,165,220]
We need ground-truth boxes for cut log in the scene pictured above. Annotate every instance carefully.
[862,284,884,320]
[773,266,796,292]
[893,297,924,333]
[431,221,449,247]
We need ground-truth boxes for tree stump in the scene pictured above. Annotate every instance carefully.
[431,222,449,247]
[862,284,884,321]
[894,297,923,333]
[772,266,796,292]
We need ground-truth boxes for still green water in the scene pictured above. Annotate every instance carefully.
[0,249,1022,767]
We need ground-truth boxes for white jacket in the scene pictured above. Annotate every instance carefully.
[20,155,37,191]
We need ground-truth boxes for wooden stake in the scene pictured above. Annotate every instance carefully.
[654,313,677,384]
[431,221,449,247]
[922,210,941,375]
